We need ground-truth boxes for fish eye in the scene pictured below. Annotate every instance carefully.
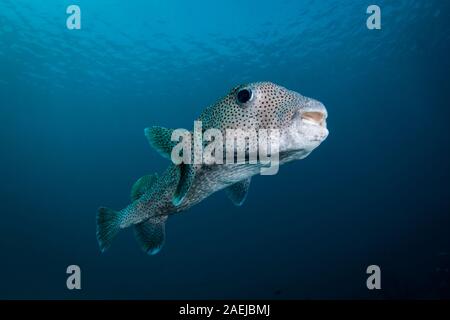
[237,88,253,104]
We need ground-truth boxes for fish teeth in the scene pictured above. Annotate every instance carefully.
[301,118,319,126]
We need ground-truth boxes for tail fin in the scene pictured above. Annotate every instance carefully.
[96,207,122,252]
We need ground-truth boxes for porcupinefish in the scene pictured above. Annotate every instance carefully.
[97,82,329,255]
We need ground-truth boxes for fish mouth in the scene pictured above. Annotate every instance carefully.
[296,106,329,143]
[300,111,326,127]
[278,101,328,158]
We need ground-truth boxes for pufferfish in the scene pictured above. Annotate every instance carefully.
[97,82,329,255]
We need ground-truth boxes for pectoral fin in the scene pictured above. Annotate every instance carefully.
[130,173,158,201]
[134,218,166,255]
[225,178,251,206]
[173,163,195,206]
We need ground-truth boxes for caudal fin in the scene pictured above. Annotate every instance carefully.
[96,207,122,252]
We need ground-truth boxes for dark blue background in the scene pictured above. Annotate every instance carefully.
[0,0,449,299]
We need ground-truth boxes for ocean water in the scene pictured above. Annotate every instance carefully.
[1,0,449,299]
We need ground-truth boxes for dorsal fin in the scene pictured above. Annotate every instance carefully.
[131,173,158,201]
[144,126,177,159]
[225,178,251,206]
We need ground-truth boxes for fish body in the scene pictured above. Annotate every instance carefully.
[97,82,329,254]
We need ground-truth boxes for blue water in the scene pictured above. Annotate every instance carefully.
[1,0,449,299]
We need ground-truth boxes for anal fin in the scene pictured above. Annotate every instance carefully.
[134,218,166,255]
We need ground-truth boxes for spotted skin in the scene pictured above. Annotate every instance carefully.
[97,82,329,253]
